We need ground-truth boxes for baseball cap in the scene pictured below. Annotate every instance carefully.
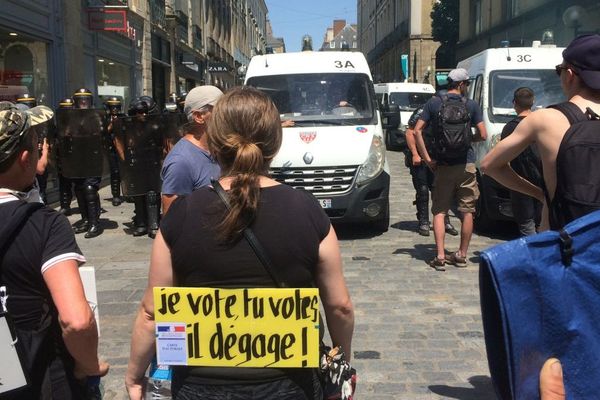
[563,34,600,90]
[183,85,223,119]
[0,104,53,164]
[447,68,470,83]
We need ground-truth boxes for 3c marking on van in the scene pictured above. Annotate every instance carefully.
[516,55,532,62]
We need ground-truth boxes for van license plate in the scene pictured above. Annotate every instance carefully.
[319,199,332,209]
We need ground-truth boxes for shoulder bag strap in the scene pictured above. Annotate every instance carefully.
[211,179,287,288]
[549,102,587,125]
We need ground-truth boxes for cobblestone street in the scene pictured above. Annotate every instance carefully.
[71,149,510,399]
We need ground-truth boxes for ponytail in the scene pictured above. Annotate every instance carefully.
[207,87,282,243]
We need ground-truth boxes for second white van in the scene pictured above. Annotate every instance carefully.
[457,45,566,227]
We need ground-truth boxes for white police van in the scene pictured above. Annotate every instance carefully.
[457,43,566,226]
[374,82,436,150]
[245,51,390,231]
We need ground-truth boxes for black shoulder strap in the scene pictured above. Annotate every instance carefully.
[0,201,45,272]
[211,179,287,288]
[549,102,587,125]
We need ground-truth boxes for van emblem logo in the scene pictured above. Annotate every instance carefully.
[356,127,368,133]
[299,131,317,144]
[303,152,314,164]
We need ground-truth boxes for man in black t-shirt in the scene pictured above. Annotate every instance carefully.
[499,87,542,236]
[0,104,108,398]
[414,68,487,271]
[405,106,458,237]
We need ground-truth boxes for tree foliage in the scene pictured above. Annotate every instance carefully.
[431,0,459,45]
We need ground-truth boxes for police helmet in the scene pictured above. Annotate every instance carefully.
[104,96,122,114]
[128,96,159,116]
[73,88,93,109]
[58,98,75,109]
[16,94,37,108]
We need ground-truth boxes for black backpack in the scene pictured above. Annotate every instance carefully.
[434,95,472,162]
[548,102,600,229]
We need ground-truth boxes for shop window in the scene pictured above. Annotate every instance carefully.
[0,28,50,104]
[96,57,131,106]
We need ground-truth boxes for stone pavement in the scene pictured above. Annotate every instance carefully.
[69,149,512,399]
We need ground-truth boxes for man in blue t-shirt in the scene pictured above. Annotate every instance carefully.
[161,85,223,214]
[414,68,487,271]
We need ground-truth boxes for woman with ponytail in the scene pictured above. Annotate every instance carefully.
[126,87,354,399]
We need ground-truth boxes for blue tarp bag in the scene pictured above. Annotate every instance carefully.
[480,209,600,400]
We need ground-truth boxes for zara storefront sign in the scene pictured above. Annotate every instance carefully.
[208,62,232,73]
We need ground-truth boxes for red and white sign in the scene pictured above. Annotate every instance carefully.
[88,9,127,32]
[299,131,317,144]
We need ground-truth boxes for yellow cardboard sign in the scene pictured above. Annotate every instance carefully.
[153,287,320,368]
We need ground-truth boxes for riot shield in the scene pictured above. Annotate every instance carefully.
[55,109,106,178]
[113,114,165,196]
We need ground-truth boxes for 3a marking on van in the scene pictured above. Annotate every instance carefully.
[334,61,355,69]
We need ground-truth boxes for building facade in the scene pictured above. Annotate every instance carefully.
[320,20,358,51]
[457,0,600,61]
[266,19,285,54]
[1,0,269,202]
[1,0,269,108]
[357,0,439,84]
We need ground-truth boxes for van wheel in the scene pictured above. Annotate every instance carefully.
[373,203,390,232]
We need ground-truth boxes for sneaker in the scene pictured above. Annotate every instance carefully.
[447,252,467,268]
[445,223,459,236]
[418,221,430,236]
[429,257,446,271]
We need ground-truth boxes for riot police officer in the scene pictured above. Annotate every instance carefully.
[71,88,103,238]
[16,93,37,108]
[56,98,75,214]
[126,96,161,238]
[103,96,124,206]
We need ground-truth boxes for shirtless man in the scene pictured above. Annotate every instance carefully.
[481,34,600,230]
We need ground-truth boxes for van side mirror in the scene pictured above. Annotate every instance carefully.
[382,104,400,129]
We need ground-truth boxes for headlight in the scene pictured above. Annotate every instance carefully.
[356,135,385,185]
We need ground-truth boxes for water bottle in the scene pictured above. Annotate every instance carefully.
[146,359,172,399]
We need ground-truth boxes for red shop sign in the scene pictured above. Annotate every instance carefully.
[87,9,127,32]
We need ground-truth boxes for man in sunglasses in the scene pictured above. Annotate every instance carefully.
[414,68,487,271]
[482,34,600,230]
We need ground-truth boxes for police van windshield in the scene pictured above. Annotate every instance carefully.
[389,92,433,111]
[246,73,375,126]
[490,69,565,123]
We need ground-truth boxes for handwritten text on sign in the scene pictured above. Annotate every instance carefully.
[153,287,320,368]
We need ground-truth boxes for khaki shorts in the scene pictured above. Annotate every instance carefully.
[431,163,480,215]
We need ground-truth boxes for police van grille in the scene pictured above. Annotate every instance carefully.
[270,166,359,195]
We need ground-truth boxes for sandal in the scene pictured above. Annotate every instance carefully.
[447,252,467,268]
[429,257,446,271]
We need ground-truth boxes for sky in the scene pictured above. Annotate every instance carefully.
[265,1,357,52]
